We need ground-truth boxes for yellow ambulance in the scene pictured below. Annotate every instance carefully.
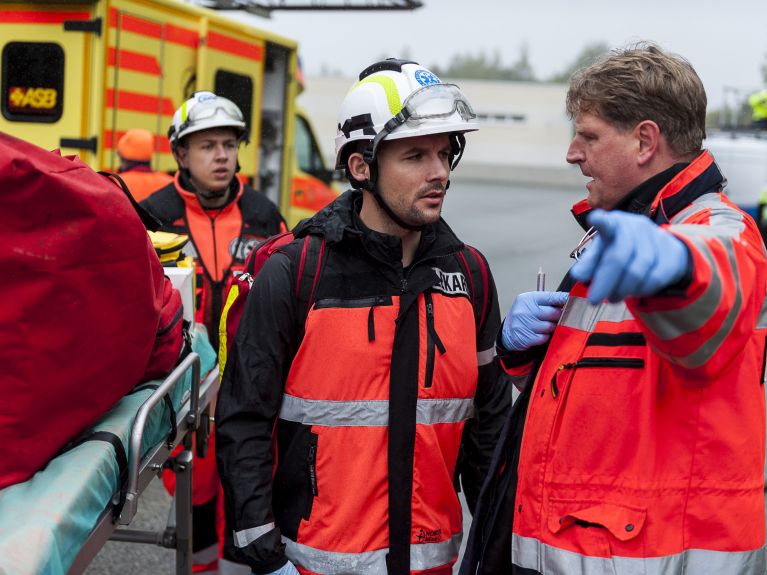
[0,0,337,227]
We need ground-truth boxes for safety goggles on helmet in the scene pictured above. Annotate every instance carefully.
[169,92,248,146]
[177,98,243,135]
[364,83,476,163]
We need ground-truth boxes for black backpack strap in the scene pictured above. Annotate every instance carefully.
[457,245,490,337]
[99,170,162,231]
[294,234,327,323]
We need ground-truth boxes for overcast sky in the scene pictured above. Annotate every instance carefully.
[238,0,766,109]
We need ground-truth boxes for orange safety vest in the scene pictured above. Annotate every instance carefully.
[280,291,475,574]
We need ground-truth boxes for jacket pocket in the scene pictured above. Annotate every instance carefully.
[423,292,446,389]
[550,357,644,397]
[548,498,647,566]
[548,357,646,480]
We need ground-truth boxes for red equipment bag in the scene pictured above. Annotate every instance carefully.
[0,132,181,490]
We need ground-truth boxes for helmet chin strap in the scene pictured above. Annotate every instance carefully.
[360,160,427,232]
[358,133,464,233]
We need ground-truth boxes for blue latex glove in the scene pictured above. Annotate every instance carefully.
[264,560,300,575]
[501,291,569,351]
[571,209,690,304]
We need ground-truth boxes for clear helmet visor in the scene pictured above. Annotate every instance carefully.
[185,97,244,125]
[402,83,476,124]
[364,83,476,163]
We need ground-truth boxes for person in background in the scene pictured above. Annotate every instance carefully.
[141,91,286,574]
[216,59,511,575]
[461,42,767,575]
[748,88,767,130]
[116,128,172,201]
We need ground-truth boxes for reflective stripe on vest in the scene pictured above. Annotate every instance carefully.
[284,532,461,574]
[559,296,634,331]
[512,533,767,574]
[279,394,474,427]
[233,522,276,548]
[477,346,495,367]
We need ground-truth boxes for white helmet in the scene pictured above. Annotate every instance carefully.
[168,91,248,148]
[334,59,478,169]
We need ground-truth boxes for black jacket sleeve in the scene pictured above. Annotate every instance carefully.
[458,257,512,513]
[215,252,298,573]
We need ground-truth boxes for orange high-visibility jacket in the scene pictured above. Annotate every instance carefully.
[141,172,286,348]
[510,151,767,574]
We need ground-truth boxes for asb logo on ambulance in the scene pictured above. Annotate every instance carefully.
[7,87,57,113]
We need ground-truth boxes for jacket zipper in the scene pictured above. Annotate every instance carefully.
[307,436,318,497]
[550,357,645,397]
[424,292,446,388]
[302,433,319,520]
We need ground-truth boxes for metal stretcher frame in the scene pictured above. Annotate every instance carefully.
[67,352,221,575]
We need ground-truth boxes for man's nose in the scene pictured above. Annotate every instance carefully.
[214,144,229,159]
[566,141,583,165]
[428,154,450,181]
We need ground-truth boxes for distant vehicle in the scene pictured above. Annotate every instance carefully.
[704,129,767,218]
[0,0,338,227]
[703,87,767,219]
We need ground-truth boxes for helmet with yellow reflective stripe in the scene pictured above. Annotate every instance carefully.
[334,58,479,170]
[168,91,248,150]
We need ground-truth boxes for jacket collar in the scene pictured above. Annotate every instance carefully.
[571,150,723,230]
[173,170,243,213]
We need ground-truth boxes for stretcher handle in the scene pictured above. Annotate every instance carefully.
[125,352,201,510]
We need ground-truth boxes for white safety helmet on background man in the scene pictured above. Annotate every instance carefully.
[168,91,248,150]
[334,58,479,170]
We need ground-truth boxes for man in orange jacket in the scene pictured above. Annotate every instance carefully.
[142,91,286,574]
[461,42,767,575]
[116,128,172,201]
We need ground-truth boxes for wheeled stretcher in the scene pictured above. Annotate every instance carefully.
[0,326,219,575]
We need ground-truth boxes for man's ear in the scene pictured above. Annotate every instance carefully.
[174,146,188,169]
[635,120,661,166]
[347,152,370,182]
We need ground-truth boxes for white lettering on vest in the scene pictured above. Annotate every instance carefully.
[432,267,469,297]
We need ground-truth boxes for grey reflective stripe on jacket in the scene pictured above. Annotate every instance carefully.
[233,522,276,548]
[285,532,462,574]
[513,533,767,574]
[279,394,475,427]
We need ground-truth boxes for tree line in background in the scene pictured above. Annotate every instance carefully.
[428,42,609,84]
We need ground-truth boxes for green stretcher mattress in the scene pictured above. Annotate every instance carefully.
[0,326,216,575]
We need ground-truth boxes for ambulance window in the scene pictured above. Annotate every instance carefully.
[215,70,253,134]
[295,114,326,176]
[2,42,64,123]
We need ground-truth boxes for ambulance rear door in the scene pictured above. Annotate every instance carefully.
[104,0,198,173]
[0,3,99,161]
